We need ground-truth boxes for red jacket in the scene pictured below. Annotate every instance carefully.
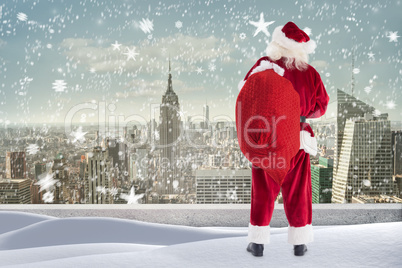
[243,56,330,156]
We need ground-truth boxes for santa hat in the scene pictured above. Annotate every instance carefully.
[271,22,316,54]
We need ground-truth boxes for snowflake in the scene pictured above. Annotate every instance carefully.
[111,41,121,51]
[172,180,179,189]
[364,86,372,94]
[27,144,40,155]
[43,191,55,203]
[123,47,139,61]
[373,109,382,116]
[109,187,119,196]
[196,67,204,74]
[367,52,375,60]
[249,12,275,37]
[386,31,400,42]
[175,20,183,29]
[208,63,216,72]
[120,186,144,204]
[352,68,360,74]
[303,27,312,36]
[52,80,67,92]
[19,76,33,95]
[96,186,107,195]
[154,130,160,140]
[385,100,396,109]
[226,189,238,200]
[17,12,28,21]
[139,18,153,34]
[35,172,58,193]
[239,32,246,40]
[362,179,371,187]
[70,126,87,144]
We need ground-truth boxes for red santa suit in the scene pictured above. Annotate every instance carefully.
[238,22,330,245]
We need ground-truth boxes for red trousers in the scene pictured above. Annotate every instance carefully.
[248,149,314,245]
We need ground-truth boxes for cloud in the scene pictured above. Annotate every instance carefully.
[115,78,204,99]
[310,60,329,68]
[60,34,234,74]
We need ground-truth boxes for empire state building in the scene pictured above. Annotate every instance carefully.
[158,60,182,195]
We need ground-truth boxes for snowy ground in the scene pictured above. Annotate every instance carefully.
[0,211,400,268]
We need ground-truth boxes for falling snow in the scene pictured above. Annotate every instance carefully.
[386,31,400,42]
[26,144,39,155]
[139,18,154,34]
[52,80,67,92]
[120,186,144,204]
[123,47,139,61]
[249,12,275,37]
[0,0,400,210]
[16,12,27,21]
[35,172,58,193]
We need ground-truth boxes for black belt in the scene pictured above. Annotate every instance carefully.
[300,116,306,123]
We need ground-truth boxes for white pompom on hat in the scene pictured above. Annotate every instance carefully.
[271,22,316,54]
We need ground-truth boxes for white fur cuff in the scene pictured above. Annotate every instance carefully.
[247,223,270,244]
[300,130,317,156]
[288,224,314,245]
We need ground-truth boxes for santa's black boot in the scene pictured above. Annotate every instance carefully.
[246,242,264,257]
[293,244,307,256]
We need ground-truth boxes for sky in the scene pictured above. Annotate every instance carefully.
[0,0,401,128]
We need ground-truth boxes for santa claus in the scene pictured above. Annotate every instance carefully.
[236,21,329,257]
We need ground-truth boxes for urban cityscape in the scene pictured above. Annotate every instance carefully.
[1,60,401,205]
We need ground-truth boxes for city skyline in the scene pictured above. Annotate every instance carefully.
[0,0,401,127]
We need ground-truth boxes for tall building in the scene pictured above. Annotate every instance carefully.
[52,153,69,204]
[392,131,402,176]
[0,178,31,204]
[332,115,393,203]
[333,89,375,174]
[30,179,43,204]
[34,162,47,180]
[203,101,209,129]
[196,169,251,204]
[104,137,129,181]
[158,60,182,195]
[5,151,26,179]
[85,146,113,204]
[311,157,334,203]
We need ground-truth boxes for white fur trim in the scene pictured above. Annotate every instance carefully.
[300,130,317,156]
[247,223,270,244]
[249,60,284,77]
[238,80,246,91]
[238,60,284,91]
[288,224,314,245]
[272,25,316,55]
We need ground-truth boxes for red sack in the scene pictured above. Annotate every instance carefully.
[235,62,300,186]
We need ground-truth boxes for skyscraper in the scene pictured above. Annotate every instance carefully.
[332,115,393,203]
[333,89,375,174]
[52,153,69,204]
[203,101,209,129]
[311,157,334,203]
[0,178,31,204]
[158,60,182,195]
[85,147,113,204]
[392,131,402,176]
[5,151,26,179]
[195,169,251,204]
